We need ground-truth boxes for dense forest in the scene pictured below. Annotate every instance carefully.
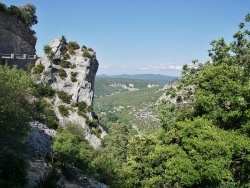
[1,2,250,187]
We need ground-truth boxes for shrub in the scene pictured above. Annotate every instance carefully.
[77,101,87,113]
[67,41,80,54]
[70,72,77,82]
[81,45,87,51]
[33,84,55,98]
[67,46,75,55]
[52,131,94,174]
[71,72,77,77]
[43,45,54,60]
[33,62,44,74]
[87,47,94,52]
[58,105,69,116]
[33,99,59,129]
[58,68,67,78]
[90,128,101,138]
[70,64,76,69]
[82,50,92,58]
[96,126,102,134]
[57,90,72,104]
[88,119,99,128]
[65,122,85,141]
[43,45,52,54]
[71,76,77,82]
[59,60,71,68]
[62,52,70,60]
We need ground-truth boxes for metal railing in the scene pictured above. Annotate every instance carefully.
[0,53,38,60]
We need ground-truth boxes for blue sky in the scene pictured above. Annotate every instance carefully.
[3,0,250,76]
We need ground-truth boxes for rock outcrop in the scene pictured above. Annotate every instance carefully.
[0,12,36,54]
[35,39,105,148]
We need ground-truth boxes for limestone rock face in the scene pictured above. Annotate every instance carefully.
[0,12,36,54]
[35,38,105,148]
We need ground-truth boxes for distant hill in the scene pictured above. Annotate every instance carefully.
[94,77,161,98]
[97,74,177,84]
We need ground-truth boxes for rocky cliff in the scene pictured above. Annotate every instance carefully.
[0,12,36,54]
[34,38,105,148]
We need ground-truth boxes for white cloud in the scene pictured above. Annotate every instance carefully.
[99,65,110,69]
[139,63,183,71]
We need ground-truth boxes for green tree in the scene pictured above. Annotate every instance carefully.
[93,123,129,187]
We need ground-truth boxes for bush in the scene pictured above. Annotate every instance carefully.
[71,76,77,82]
[57,90,72,103]
[43,45,52,54]
[59,60,71,68]
[58,68,67,78]
[33,62,44,74]
[81,45,87,50]
[52,131,94,174]
[65,122,85,141]
[82,50,92,58]
[58,105,69,116]
[62,52,70,60]
[70,72,77,82]
[33,99,59,129]
[88,119,99,128]
[77,101,87,113]
[71,72,77,77]
[67,41,80,55]
[33,84,55,98]
[87,47,94,52]
[43,45,54,60]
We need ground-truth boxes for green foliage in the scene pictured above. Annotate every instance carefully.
[67,41,80,55]
[70,72,77,82]
[34,168,61,188]
[57,90,72,104]
[88,119,99,128]
[0,152,28,187]
[70,76,77,82]
[120,118,250,187]
[33,62,44,74]
[0,65,33,138]
[81,45,87,50]
[58,105,69,116]
[43,45,55,60]
[58,60,72,68]
[33,84,55,98]
[87,47,94,52]
[82,50,92,58]
[33,99,59,129]
[58,68,67,78]
[43,44,52,54]
[64,122,85,141]
[76,101,88,116]
[0,3,38,27]
[52,130,94,174]
[70,72,77,77]
[93,123,129,186]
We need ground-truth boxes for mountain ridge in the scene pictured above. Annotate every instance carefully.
[97,74,177,84]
